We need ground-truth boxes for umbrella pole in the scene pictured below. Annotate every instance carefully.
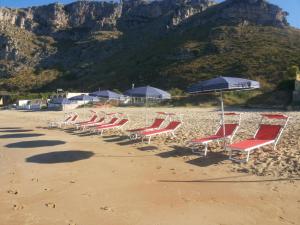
[220,92,226,149]
[146,97,148,126]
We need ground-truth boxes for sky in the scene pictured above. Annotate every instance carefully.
[0,0,299,28]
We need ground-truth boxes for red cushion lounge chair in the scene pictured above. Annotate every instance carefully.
[79,117,105,130]
[60,113,79,128]
[48,112,73,128]
[140,120,182,144]
[96,118,129,136]
[127,112,175,140]
[228,114,289,162]
[90,117,119,133]
[190,113,241,156]
[75,114,98,129]
[127,118,165,140]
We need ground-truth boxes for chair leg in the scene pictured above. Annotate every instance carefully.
[148,136,151,144]
[246,151,250,162]
[204,144,208,156]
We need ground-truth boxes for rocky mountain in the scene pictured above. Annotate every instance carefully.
[0,0,299,100]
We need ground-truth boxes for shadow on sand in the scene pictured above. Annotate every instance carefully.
[137,146,158,151]
[95,154,156,158]
[0,133,45,139]
[158,175,300,183]
[0,127,22,130]
[0,129,34,133]
[156,146,194,158]
[104,136,128,143]
[5,140,66,148]
[26,150,94,164]
[185,152,229,167]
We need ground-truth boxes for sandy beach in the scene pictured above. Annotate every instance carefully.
[0,107,299,225]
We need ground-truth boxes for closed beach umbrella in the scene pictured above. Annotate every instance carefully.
[89,90,124,100]
[187,76,260,146]
[124,85,171,99]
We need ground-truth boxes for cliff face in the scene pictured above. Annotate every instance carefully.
[0,1,122,34]
[213,0,288,27]
[0,0,216,34]
[0,0,297,92]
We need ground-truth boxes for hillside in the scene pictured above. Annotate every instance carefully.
[0,0,299,102]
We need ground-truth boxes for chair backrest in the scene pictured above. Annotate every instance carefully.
[255,124,282,140]
[149,118,165,129]
[89,115,98,122]
[117,119,129,126]
[165,121,181,130]
[96,117,105,123]
[64,115,72,122]
[107,117,118,124]
[71,114,78,121]
[215,124,238,137]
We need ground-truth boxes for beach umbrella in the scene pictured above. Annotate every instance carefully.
[89,90,124,100]
[125,85,171,124]
[68,94,98,102]
[124,85,171,99]
[187,76,260,146]
[68,94,98,118]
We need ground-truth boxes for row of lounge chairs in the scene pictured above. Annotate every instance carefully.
[48,110,289,163]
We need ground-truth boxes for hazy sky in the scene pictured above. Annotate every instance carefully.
[0,0,299,28]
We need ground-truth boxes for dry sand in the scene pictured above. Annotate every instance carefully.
[0,107,299,225]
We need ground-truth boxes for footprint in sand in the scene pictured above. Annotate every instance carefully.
[45,202,56,208]
[100,206,114,212]
[43,188,53,191]
[66,220,78,225]
[12,203,24,210]
[7,189,18,195]
[7,189,19,195]
[31,178,39,182]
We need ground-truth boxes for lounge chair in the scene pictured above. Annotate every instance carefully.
[79,112,116,131]
[96,118,129,136]
[62,112,79,127]
[140,120,182,144]
[48,112,73,128]
[189,113,241,156]
[75,111,98,129]
[50,112,79,128]
[90,116,119,133]
[127,112,170,140]
[228,114,289,162]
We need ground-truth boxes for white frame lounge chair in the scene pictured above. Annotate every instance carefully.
[140,120,182,144]
[228,114,289,162]
[127,112,171,140]
[189,113,241,156]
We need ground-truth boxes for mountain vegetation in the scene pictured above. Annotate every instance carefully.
[0,0,299,105]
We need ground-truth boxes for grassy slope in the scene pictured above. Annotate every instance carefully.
[1,14,300,107]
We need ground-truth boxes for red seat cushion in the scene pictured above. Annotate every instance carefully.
[127,118,164,132]
[215,124,238,136]
[229,139,274,150]
[255,124,282,140]
[141,129,168,136]
[191,135,223,143]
